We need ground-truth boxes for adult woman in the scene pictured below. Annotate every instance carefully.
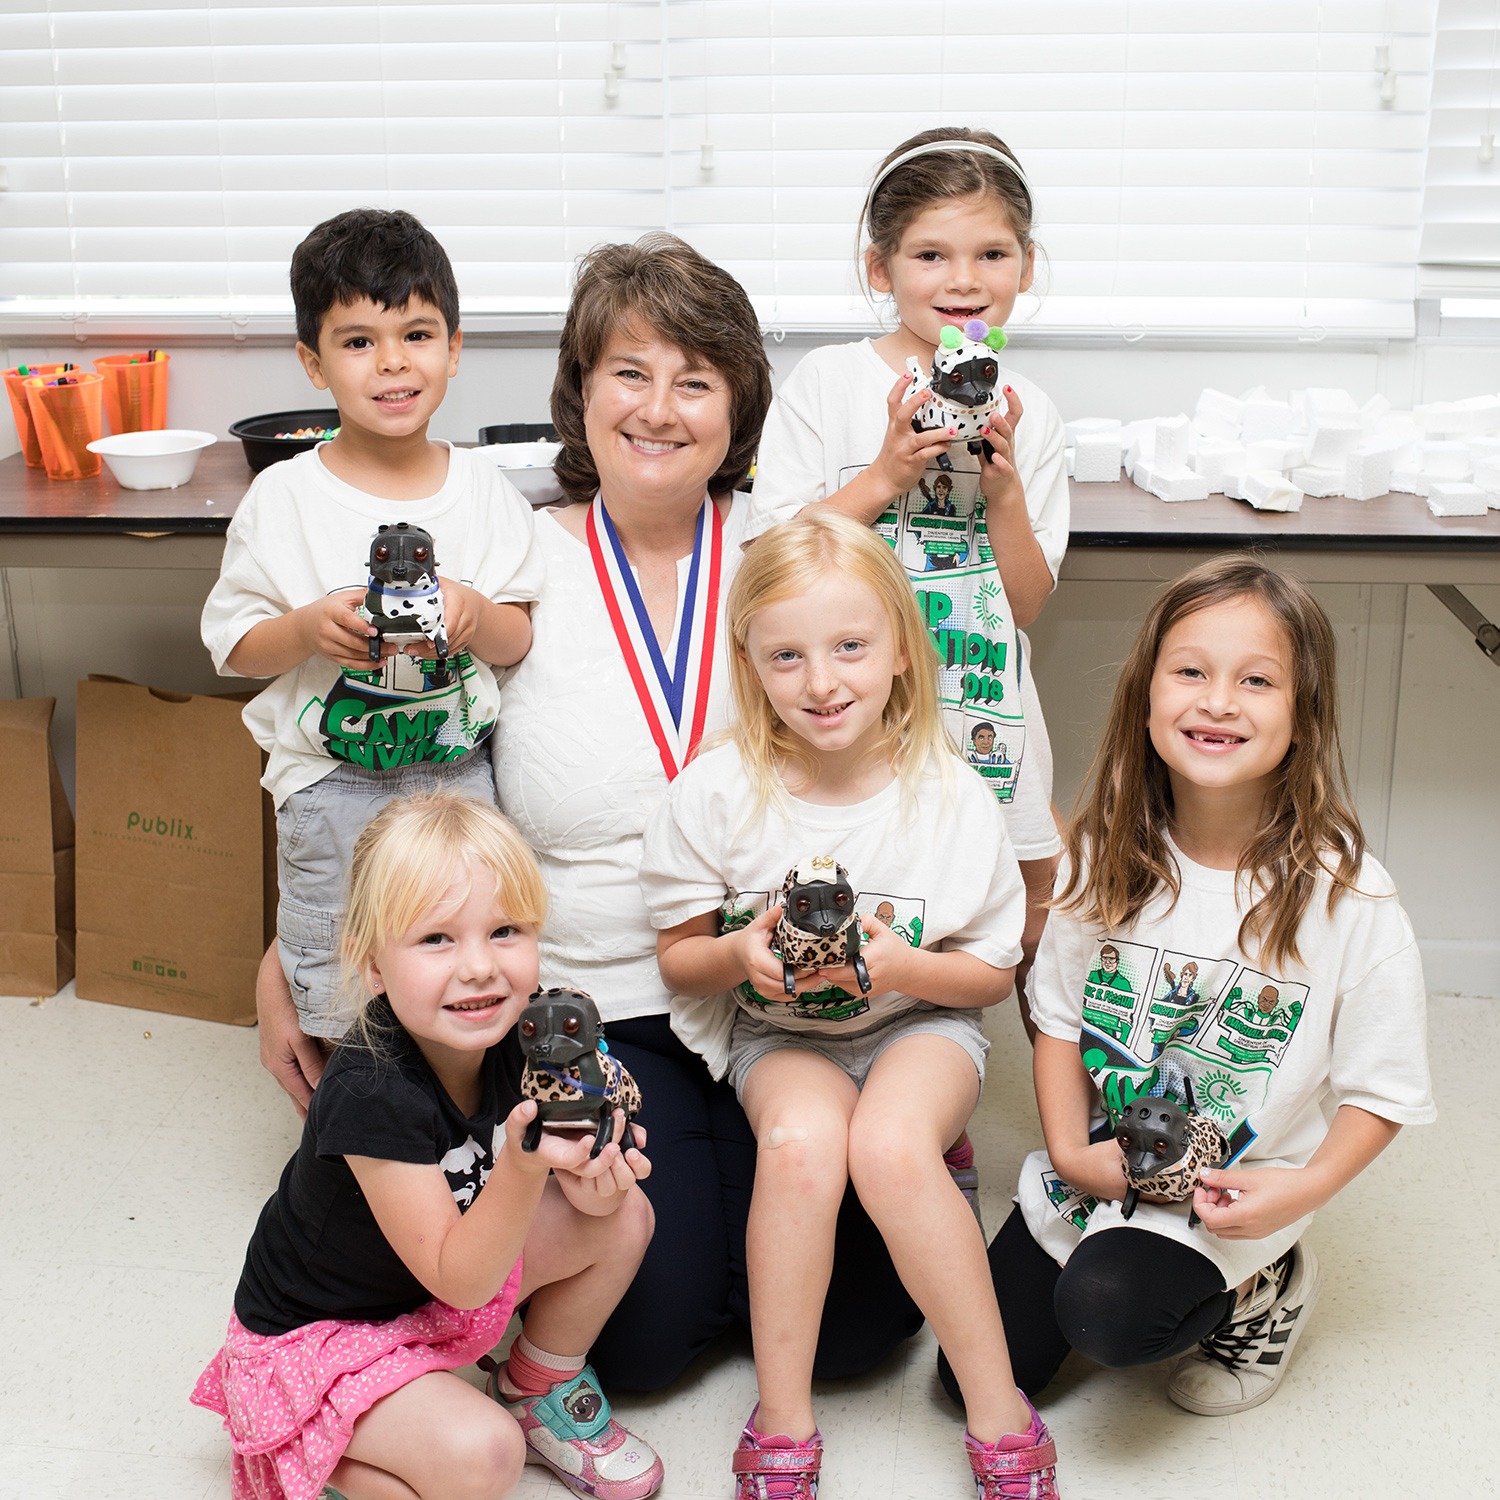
[256,234,922,1392]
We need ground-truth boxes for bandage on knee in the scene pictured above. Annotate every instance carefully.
[762,1125,810,1150]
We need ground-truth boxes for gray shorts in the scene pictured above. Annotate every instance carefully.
[725,1004,989,1101]
[276,741,498,1039]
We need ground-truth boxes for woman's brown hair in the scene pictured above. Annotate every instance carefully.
[862,126,1036,292]
[550,233,772,505]
[1058,555,1366,969]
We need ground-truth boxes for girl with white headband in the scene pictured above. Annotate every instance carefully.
[749,127,1069,1037]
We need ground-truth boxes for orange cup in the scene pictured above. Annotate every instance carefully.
[93,352,170,434]
[24,373,105,481]
[4,364,69,466]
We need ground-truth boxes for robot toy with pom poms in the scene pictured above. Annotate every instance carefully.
[905,318,1008,472]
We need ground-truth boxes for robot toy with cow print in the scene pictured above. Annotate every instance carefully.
[905,317,1008,472]
[1114,1074,1230,1230]
[772,855,872,997]
[363,521,451,686]
[517,987,642,1158]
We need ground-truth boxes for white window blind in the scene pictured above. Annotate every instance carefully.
[0,1,1439,340]
[1418,0,1500,294]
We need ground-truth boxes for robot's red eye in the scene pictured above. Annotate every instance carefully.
[375,544,390,561]
[983,363,996,379]
[795,897,811,914]
[563,1016,580,1035]
[414,546,429,561]
[520,1019,535,1037]
[1153,1139,1171,1156]
[1116,1132,1131,1147]
[834,891,849,906]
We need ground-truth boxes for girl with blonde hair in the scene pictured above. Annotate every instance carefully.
[639,510,1061,1498]
[194,793,663,1500]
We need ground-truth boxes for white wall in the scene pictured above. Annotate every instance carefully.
[4,330,1499,995]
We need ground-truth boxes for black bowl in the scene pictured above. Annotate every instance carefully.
[229,408,342,472]
[478,421,558,446]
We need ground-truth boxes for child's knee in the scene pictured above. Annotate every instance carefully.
[442,1409,526,1500]
[753,1114,847,1188]
[845,1116,929,1199]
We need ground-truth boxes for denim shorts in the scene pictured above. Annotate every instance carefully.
[275,742,498,1038]
[725,1004,989,1101]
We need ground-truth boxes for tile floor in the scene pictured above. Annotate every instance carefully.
[0,985,1492,1500]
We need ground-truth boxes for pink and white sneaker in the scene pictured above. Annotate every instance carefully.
[732,1407,823,1500]
[965,1391,1061,1499]
[483,1361,663,1499]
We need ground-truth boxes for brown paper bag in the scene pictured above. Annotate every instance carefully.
[74,676,275,1025]
[0,698,76,997]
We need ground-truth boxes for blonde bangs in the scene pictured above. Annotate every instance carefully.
[726,510,953,813]
[339,793,547,1013]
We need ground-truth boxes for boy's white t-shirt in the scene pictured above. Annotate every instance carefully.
[747,338,1068,859]
[1018,841,1437,1288]
[202,444,543,808]
[638,741,1028,1079]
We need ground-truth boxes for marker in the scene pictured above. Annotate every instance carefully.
[63,362,74,372]
[16,365,28,375]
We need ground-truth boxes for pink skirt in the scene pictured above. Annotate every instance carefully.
[190,1258,523,1500]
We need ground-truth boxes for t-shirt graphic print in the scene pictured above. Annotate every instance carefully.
[844,455,1024,805]
[1078,938,1308,1165]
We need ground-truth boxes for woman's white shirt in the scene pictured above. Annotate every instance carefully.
[492,496,753,1023]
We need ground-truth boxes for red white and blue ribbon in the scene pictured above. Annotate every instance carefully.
[586,494,722,782]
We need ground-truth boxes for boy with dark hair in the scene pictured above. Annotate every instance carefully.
[202,208,541,1041]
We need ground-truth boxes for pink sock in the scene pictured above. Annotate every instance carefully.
[943,1135,975,1171]
[502,1332,587,1399]
[967,1401,1042,1452]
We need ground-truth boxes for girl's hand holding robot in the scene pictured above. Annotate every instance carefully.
[867,372,962,500]
[503,1097,651,1216]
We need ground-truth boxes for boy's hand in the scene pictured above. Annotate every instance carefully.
[300,590,383,671]
[814,915,909,996]
[867,373,958,500]
[978,385,1026,508]
[1193,1165,1321,1240]
[553,1115,652,1215]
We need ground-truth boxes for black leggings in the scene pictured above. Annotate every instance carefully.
[938,1206,1238,1402]
[588,1014,923,1392]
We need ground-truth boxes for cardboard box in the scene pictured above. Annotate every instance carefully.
[0,698,75,997]
[74,676,275,1025]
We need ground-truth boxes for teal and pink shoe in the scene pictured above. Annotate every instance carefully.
[481,1360,663,1499]
[965,1390,1061,1499]
[732,1408,823,1500]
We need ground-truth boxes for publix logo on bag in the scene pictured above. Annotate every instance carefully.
[126,811,194,840]
[134,954,188,981]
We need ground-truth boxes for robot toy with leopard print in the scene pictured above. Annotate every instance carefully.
[772,856,872,997]
[1115,1075,1230,1230]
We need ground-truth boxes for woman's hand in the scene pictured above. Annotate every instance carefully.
[866,373,960,500]
[552,1116,652,1216]
[256,942,327,1117]
[978,385,1026,508]
[1192,1165,1322,1241]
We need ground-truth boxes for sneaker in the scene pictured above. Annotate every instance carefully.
[484,1361,664,1499]
[965,1390,1061,1499]
[945,1132,984,1235]
[732,1407,823,1500]
[1167,1241,1323,1416]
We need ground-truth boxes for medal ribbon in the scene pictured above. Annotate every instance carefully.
[586,494,722,781]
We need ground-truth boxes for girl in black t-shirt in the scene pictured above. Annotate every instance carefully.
[193,793,663,1500]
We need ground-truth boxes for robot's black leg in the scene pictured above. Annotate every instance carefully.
[590,1110,614,1159]
[618,1118,638,1153]
[935,451,955,473]
[1121,1186,1140,1221]
[1187,1206,1201,1230]
[979,438,996,463]
[847,927,871,994]
[521,1116,543,1152]
[432,655,450,688]
[783,960,797,996]
[368,630,382,663]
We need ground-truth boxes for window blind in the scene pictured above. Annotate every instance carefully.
[0,1,1438,340]
[1418,0,1500,294]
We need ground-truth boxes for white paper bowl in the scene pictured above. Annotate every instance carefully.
[476,439,565,506]
[87,429,217,490]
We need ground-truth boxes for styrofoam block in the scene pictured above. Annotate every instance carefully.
[1064,416,1121,447]
[1149,464,1210,503]
[1306,415,1361,467]
[1241,397,1293,442]
[1422,441,1472,479]
[1243,437,1305,472]
[1475,461,1500,494]
[1155,414,1192,470]
[1415,401,1463,435]
[1132,459,1156,493]
[1344,447,1392,501]
[1454,394,1500,434]
[1389,468,1430,496]
[1074,433,1123,483]
[1124,423,1155,480]
[1291,466,1345,498]
[1193,440,1245,494]
[1426,482,1489,517]
[1242,471,1304,512]
[1064,447,1075,478]
[1468,435,1500,466]
[1360,393,1391,434]
[1222,466,1251,502]
[1289,390,1311,430]
[1306,388,1360,417]
[1193,388,1244,441]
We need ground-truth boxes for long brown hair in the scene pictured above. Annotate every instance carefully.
[550,233,771,505]
[1058,556,1366,968]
